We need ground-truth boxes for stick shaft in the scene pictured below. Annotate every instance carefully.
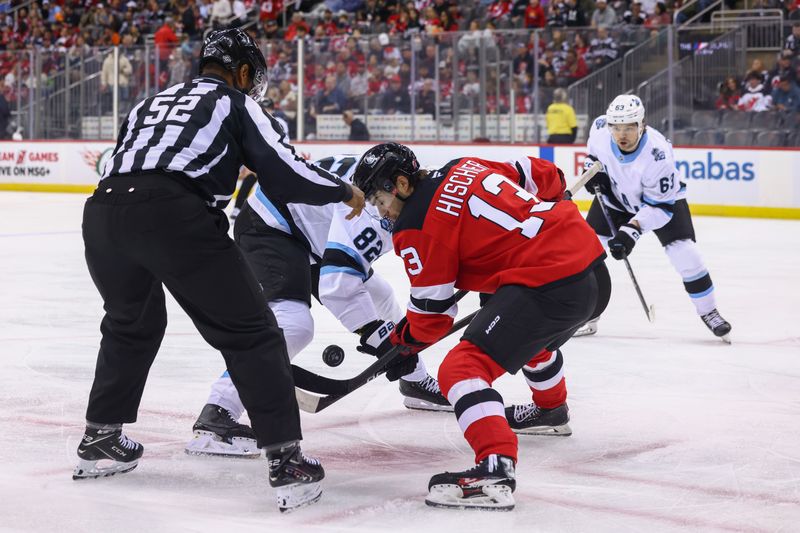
[592,186,654,322]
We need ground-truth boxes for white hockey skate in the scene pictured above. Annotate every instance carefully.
[572,318,598,337]
[425,454,516,511]
[185,404,260,458]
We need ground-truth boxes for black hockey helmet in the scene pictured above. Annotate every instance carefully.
[200,28,268,101]
[352,142,420,200]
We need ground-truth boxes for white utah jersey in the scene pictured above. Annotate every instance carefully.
[247,154,399,332]
[587,116,686,232]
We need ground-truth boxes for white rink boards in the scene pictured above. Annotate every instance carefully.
[1,191,798,533]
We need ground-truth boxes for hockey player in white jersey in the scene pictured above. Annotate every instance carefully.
[576,95,732,340]
[186,154,452,458]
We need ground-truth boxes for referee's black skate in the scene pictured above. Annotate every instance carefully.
[701,309,732,343]
[267,442,324,513]
[185,403,260,458]
[426,454,516,511]
[73,424,143,480]
[505,403,572,436]
[399,374,453,412]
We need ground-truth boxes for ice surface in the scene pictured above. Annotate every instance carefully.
[1,192,798,533]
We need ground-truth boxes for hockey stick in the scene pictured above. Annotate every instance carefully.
[295,309,478,413]
[291,290,469,395]
[563,161,603,201]
[593,186,655,323]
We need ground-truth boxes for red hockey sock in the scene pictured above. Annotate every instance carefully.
[522,349,567,409]
[438,340,518,463]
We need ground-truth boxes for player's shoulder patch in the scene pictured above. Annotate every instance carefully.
[651,147,666,162]
[594,116,607,130]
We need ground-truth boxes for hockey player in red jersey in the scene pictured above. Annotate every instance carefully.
[352,143,611,510]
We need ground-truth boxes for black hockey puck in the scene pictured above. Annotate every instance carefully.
[322,344,345,367]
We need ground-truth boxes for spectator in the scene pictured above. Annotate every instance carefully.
[586,26,619,68]
[488,0,513,20]
[545,88,577,143]
[381,75,410,114]
[645,2,671,27]
[591,0,617,27]
[210,0,233,29]
[100,48,133,111]
[262,18,281,39]
[260,0,283,25]
[168,46,189,86]
[154,17,179,65]
[744,58,770,90]
[557,49,588,83]
[524,0,547,27]
[564,0,587,26]
[769,50,797,88]
[547,0,568,26]
[738,71,772,111]
[263,96,290,136]
[316,74,347,115]
[573,33,589,57]
[0,80,10,139]
[416,78,437,116]
[772,76,800,112]
[232,0,248,26]
[715,76,741,110]
[623,1,647,24]
[343,110,370,140]
[786,22,800,57]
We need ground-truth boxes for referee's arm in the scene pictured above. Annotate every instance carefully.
[239,97,353,206]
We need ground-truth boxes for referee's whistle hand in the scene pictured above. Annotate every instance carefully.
[344,185,366,219]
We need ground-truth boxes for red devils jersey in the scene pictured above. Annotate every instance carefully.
[392,156,605,343]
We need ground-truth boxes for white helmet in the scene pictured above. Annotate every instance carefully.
[606,94,645,128]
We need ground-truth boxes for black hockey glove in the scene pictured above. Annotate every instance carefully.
[608,223,641,260]
[583,156,611,196]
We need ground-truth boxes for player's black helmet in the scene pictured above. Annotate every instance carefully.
[352,143,420,199]
[200,28,268,101]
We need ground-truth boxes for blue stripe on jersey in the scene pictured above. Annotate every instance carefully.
[325,241,365,270]
[643,194,675,206]
[610,131,649,163]
[689,286,715,298]
[320,265,366,280]
[539,146,554,162]
[221,370,230,378]
[254,186,291,232]
[683,270,709,282]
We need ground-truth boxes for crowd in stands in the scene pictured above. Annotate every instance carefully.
[0,0,676,137]
[0,0,794,144]
[715,24,800,114]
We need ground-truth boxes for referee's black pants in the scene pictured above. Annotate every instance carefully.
[82,174,301,448]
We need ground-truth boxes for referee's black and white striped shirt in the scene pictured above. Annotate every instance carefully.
[101,74,351,209]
